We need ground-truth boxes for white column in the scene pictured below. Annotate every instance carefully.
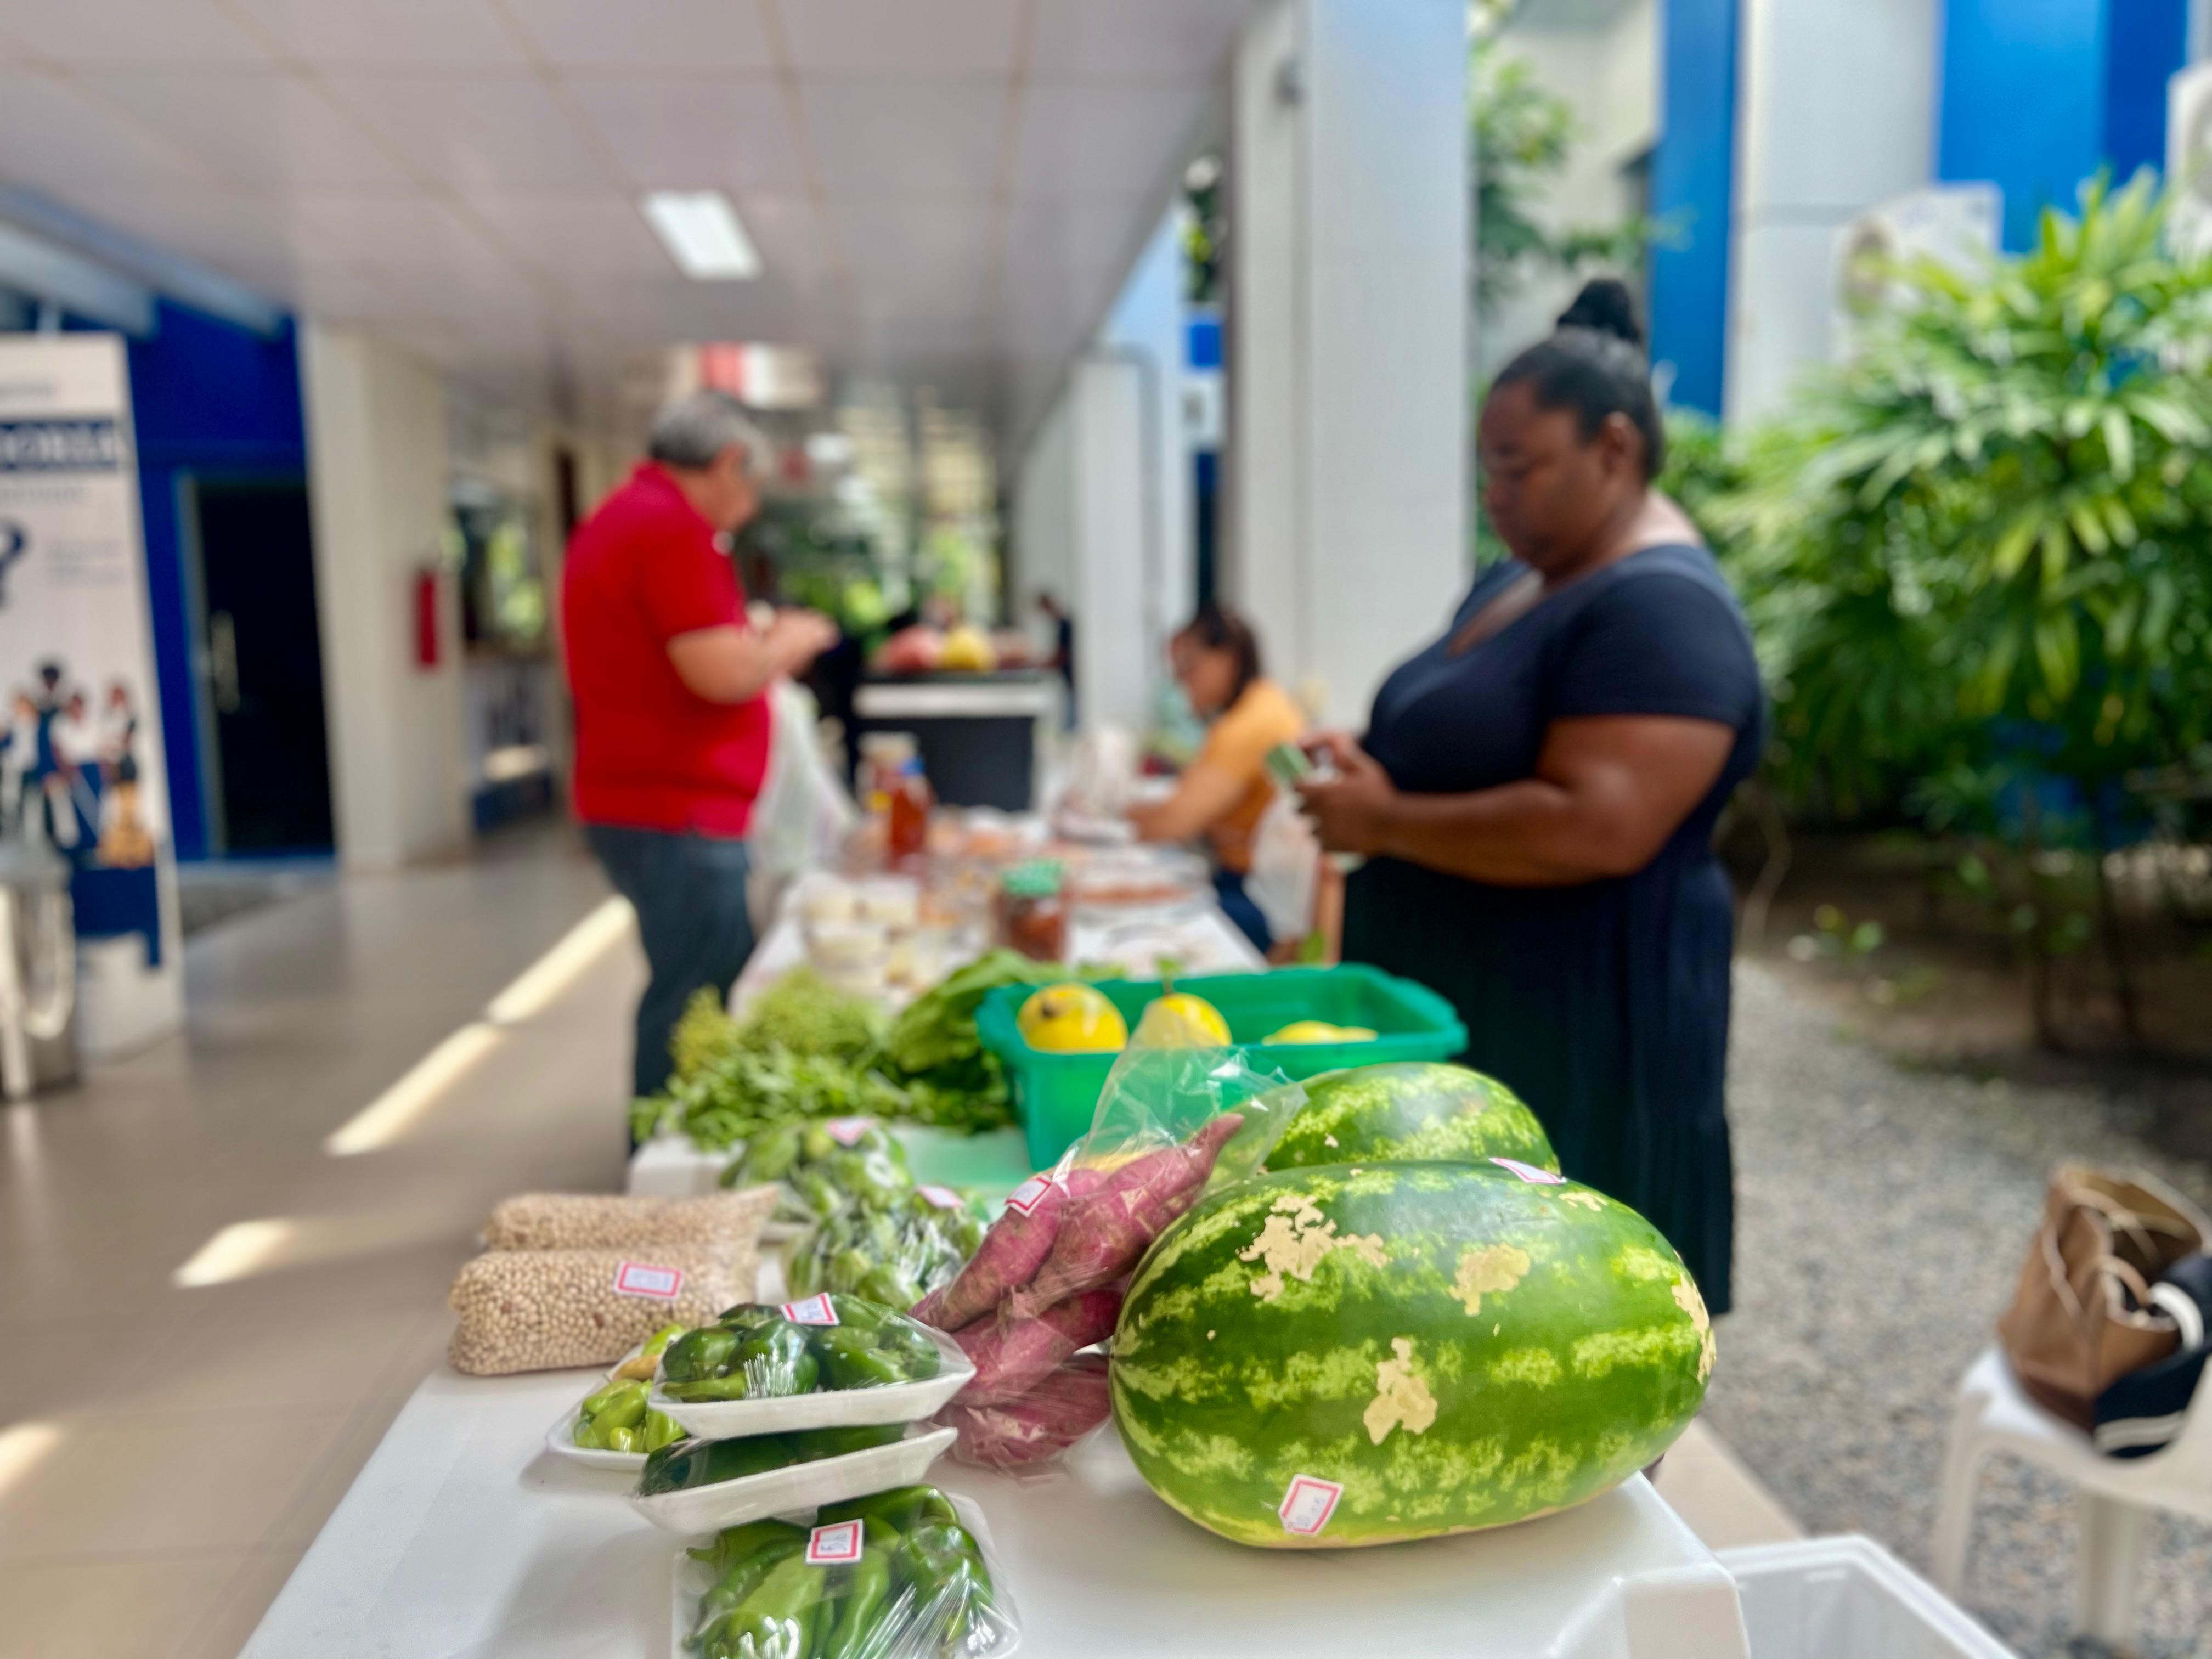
[1226,0,1469,725]
[299,325,470,870]
[1097,208,1197,661]
[1726,0,1939,421]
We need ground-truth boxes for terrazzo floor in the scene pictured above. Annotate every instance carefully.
[1713,961,2212,1658]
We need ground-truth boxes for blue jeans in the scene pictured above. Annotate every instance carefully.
[1212,867,1273,956]
[585,824,757,1102]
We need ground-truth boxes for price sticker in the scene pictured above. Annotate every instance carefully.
[823,1118,874,1147]
[612,1261,684,1300]
[1277,1474,1344,1537]
[1005,1173,1058,1216]
[806,1520,865,1566]
[918,1184,964,1211]
[1491,1158,1565,1186]
[781,1293,839,1326]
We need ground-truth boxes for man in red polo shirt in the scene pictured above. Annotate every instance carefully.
[563,391,837,1103]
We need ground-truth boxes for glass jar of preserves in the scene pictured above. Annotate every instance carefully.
[996,860,1069,962]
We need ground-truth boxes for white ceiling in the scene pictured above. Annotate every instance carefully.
[0,0,1257,441]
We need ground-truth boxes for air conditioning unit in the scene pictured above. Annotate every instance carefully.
[1830,183,2002,358]
[2168,63,2212,257]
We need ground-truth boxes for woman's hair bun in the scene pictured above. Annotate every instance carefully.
[1556,278,1644,349]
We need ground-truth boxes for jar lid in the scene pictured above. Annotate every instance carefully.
[1001,859,1065,899]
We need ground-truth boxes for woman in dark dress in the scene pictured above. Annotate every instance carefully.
[1296,286,1764,1312]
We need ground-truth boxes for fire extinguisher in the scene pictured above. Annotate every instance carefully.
[414,564,442,669]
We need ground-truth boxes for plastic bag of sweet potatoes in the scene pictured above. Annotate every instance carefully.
[917,1044,1302,1472]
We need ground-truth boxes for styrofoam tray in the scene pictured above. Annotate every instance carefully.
[628,1423,957,1534]
[543,1346,663,1472]
[545,1402,649,1471]
[651,1325,973,1440]
[669,1490,1018,1659]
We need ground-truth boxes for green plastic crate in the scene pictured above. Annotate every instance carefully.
[976,964,1468,1171]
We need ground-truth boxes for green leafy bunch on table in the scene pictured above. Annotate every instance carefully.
[685,1486,1009,1659]
[631,953,1098,1148]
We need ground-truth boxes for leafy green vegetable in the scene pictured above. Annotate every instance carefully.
[879,950,1073,1076]
[736,967,883,1062]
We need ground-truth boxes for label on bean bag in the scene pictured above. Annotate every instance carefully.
[611,1261,683,1299]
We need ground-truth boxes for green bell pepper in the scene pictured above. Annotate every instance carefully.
[662,1327,742,1384]
[813,1325,906,1391]
[736,1320,819,1397]
[818,1545,893,1659]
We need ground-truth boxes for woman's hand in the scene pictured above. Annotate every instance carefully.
[1294,733,1400,856]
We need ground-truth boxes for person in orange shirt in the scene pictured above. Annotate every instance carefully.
[1128,603,1306,952]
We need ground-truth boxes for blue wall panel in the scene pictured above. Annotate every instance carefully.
[1939,0,2106,249]
[122,301,308,861]
[1648,0,1740,417]
[2103,0,2190,183]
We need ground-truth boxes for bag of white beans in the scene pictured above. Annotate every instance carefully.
[479,1187,777,1255]
[447,1245,757,1375]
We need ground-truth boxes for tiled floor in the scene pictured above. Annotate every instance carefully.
[0,823,1799,1658]
[0,824,641,1659]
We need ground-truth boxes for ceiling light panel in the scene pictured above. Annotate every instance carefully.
[641,190,761,280]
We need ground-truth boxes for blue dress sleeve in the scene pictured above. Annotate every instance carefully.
[1548,569,1763,731]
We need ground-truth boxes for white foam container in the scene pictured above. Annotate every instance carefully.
[669,1490,1018,1659]
[652,1325,973,1440]
[628,1424,958,1535]
[544,1402,648,1471]
[1719,1537,2017,1659]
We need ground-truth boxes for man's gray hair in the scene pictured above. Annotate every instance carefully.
[648,390,769,474]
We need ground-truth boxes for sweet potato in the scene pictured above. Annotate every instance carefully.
[943,1355,1112,1469]
[920,1172,1066,1332]
[1019,1114,1244,1310]
[953,1285,1123,1406]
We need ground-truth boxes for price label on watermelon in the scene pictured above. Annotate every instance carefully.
[611,1261,683,1300]
[823,1118,874,1147]
[918,1184,963,1211]
[1005,1173,1058,1216]
[781,1293,839,1326]
[805,1520,865,1566]
[1277,1474,1344,1536]
[1492,1158,1565,1186]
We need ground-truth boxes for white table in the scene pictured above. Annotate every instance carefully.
[243,1363,1750,1659]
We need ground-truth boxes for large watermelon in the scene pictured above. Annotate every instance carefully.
[1110,1160,1711,1548]
[1267,1062,1558,1174]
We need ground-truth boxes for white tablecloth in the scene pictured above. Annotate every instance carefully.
[242,1362,1750,1659]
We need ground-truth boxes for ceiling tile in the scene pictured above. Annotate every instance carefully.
[77,72,406,189]
[465,193,674,281]
[506,0,774,71]
[563,77,802,192]
[1013,82,1201,199]
[1028,0,1252,81]
[1003,193,1156,276]
[52,184,302,283]
[801,82,1004,201]
[0,0,271,67]
[284,191,509,274]
[831,197,994,315]
[324,72,621,191]
[777,0,1023,78]
[0,70,203,186]
[228,0,526,68]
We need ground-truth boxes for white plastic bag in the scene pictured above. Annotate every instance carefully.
[1245,788,1319,945]
[748,679,856,928]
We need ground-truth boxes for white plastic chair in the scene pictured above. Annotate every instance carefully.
[1932,1346,2212,1647]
